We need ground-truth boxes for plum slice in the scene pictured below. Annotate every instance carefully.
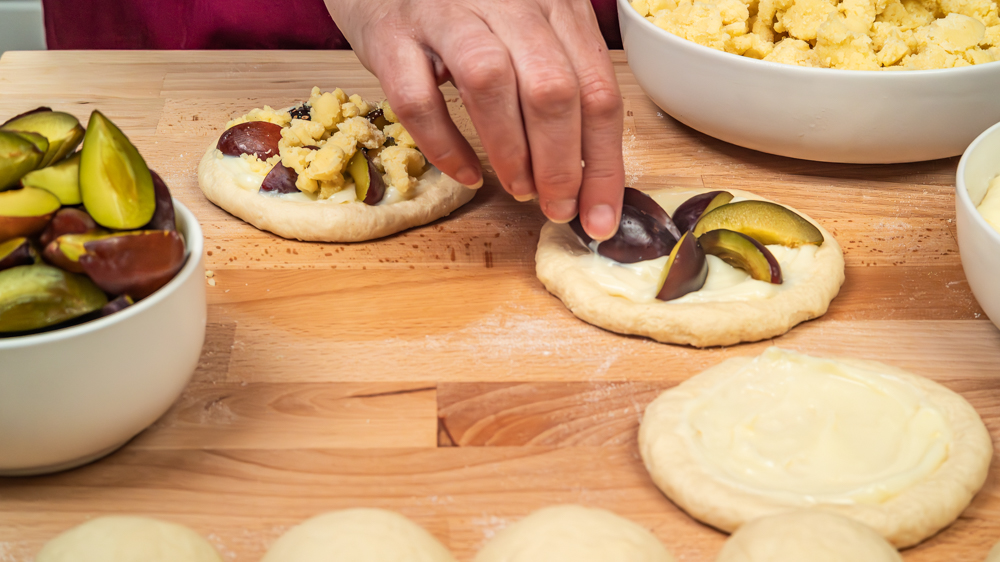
[0,186,61,242]
[78,230,186,300]
[570,187,679,263]
[20,152,81,205]
[699,228,782,284]
[0,264,107,333]
[261,161,300,194]
[656,231,708,301]
[39,208,100,248]
[673,191,734,233]
[1,109,85,168]
[0,131,43,190]
[80,110,156,230]
[43,231,108,273]
[142,170,176,231]
[217,121,283,160]
[693,200,824,247]
[623,188,682,240]
[0,237,37,272]
[11,131,49,161]
[348,149,385,205]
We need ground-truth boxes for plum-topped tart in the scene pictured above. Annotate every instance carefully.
[535,188,844,347]
[197,87,477,242]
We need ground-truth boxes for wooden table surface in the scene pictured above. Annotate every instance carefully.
[1,50,998,561]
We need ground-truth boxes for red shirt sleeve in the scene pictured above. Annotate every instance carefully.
[43,0,621,50]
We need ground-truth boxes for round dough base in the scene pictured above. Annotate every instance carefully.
[639,350,993,548]
[262,508,457,562]
[473,505,675,562]
[36,516,222,562]
[715,510,902,562]
[198,140,476,242]
[534,189,844,347]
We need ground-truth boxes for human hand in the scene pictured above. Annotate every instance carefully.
[326,0,625,240]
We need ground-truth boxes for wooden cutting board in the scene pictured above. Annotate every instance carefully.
[0,50,998,561]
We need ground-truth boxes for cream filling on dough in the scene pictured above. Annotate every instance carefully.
[679,348,951,506]
[215,152,423,206]
[976,174,1000,235]
[573,191,821,304]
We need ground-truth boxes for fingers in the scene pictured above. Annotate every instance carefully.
[484,4,585,223]
[421,8,536,200]
[365,36,483,188]
[546,1,625,241]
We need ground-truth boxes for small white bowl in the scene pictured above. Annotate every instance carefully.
[0,200,206,476]
[957,121,1000,332]
[618,0,1000,163]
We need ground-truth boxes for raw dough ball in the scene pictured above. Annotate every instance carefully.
[262,508,457,562]
[639,347,993,548]
[987,541,1000,562]
[474,505,675,562]
[715,510,902,562]
[36,516,223,562]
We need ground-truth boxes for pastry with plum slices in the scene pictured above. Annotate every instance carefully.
[197,87,477,242]
[535,188,845,347]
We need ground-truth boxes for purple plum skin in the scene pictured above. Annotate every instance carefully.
[260,161,300,194]
[217,121,283,160]
[673,191,734,233]
[142,170,176,231]
[657,231,708,301]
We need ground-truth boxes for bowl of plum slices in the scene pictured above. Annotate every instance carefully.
[0,108,205,475]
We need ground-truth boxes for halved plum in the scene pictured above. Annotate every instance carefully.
[0,186,61,242]
[217,121,283,160]
[260,161,300,194]
[672,191,734,233]
[0,264,107,333]
[656,231,708,301]
[0,131,43,190]
[79,110,156,230]
[699,228,782,284]
[1,109,85,168]
[79,230,186,300]
[20,152,81,205]
[0,237,37,272]
[39,208,100,248]
[693,200,824,247]
[348,149,385,205]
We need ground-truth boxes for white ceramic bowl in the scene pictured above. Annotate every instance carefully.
[957,121,1000,332]
[0,200,206,476]
[618,0,1000,163]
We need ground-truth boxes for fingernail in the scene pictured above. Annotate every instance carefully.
[511,179,537,202]
[544,199,578,223]
[586,204,618,241]
[456,167,483,189]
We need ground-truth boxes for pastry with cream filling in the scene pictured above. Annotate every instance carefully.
[639,347,993,547]
[534,188,844,347]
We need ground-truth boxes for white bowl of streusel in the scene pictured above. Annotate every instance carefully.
[618,0,1000,163]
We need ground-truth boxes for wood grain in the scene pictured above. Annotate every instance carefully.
[0,50,998,562]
